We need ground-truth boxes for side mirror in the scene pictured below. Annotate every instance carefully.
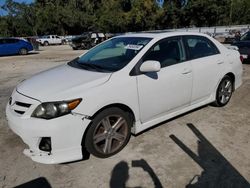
[140,60,161,73]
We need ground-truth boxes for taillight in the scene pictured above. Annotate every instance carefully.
[240,55,244,63]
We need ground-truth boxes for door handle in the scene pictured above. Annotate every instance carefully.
[182,69,192,74]
[217,61,224,65]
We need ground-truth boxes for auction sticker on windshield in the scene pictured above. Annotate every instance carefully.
[125,44,143,50]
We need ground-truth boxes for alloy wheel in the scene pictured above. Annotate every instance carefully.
[218,79,233,104]
[93,115,129,155]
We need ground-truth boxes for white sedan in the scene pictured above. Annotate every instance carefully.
[6,32,243,164]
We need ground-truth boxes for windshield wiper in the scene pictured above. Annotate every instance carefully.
[69,58,115,72]
[77,62,111,72]
[83,63,103,70]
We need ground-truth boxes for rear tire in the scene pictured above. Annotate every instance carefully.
[19,48,28,55]
[85,107,132,158]
[213,75,233,107]
[44,41,49,46]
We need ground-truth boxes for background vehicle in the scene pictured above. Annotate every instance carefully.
[0,38,33,56]
[24,36,39,51]
[232,31,250,62]
[70,32,106,50]
[213,32,235,43]
[63,35,75,44]
[36,35,63,46]
[6,32,242,164]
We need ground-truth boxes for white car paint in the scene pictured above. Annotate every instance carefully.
[137,61,193,123]
[6,32,243,164]
[16,65,112,101]
[36,35,62,45]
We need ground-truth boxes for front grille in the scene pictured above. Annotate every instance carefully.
[14,110,25,115]
[11,100,32,116]
[15,101,31,108]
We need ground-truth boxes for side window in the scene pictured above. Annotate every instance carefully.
[0,39,3,44]
[13,39,19,43]
[185,36,219,59]
[240,32,250,41]
[143,37,185,68]
[5,39,17,44]
[56,36,60,39]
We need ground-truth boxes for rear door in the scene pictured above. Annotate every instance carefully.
[183,35,224,104]
[55,36,62,44]
[51,35,56,44]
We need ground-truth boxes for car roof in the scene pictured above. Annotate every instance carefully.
[117,31,210,39]
[0,37,18,39]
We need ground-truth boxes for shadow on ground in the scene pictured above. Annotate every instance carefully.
[170,123,250,188]
[0,52,39,58]
[15,177,51,188]
[110,159,163,188]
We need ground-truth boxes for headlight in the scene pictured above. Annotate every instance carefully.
[31,99,82,119]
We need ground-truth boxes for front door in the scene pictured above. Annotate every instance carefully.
[137,37,193,123]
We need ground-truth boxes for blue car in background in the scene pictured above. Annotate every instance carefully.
[0,38,33,56]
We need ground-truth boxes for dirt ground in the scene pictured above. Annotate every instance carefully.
[0,45,249,188]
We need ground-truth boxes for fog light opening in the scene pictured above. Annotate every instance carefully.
[39,137,52,152]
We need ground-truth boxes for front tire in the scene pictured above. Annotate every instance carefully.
[85,107,132,158]
[213,75,233,107]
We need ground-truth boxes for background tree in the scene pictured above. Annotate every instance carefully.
[0,0,249,37]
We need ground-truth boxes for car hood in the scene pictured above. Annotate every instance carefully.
[17,64,112,101]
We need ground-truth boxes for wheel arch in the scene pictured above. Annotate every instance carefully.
[81,103,136,148]
[43,41,49,45]
[90,103,135,121]
[225,72,235,91]
[212,72,235,107]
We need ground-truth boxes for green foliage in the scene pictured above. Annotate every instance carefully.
[0,0,249,36]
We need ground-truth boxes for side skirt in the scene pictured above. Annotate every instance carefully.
[132,96,215,134]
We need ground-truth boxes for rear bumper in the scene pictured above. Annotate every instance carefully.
[6,90,91,164]
[238,48,250,61]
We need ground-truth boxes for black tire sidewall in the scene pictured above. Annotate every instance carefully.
[85,107,132,158]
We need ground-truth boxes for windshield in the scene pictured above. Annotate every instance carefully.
[68,37,152,72]
[240,32,250,41]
